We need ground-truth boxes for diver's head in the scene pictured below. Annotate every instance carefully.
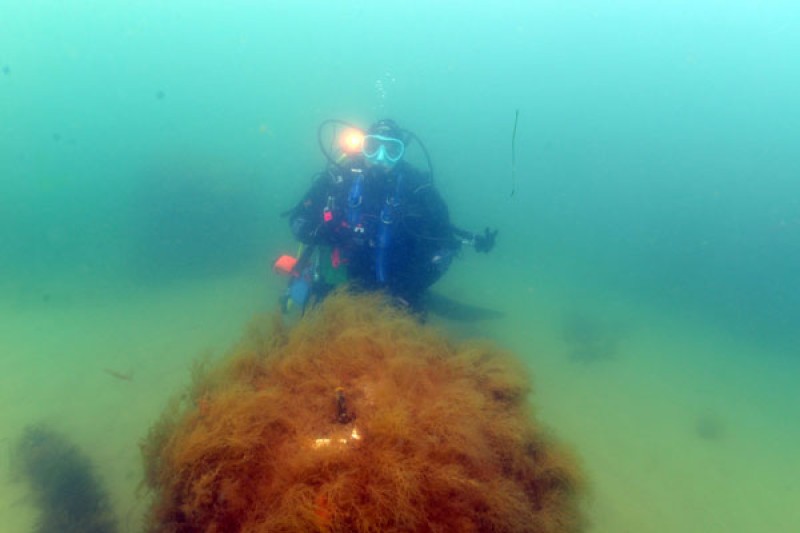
[363,119,405,171]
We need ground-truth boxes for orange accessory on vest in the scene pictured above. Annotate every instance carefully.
[273,255,298,276]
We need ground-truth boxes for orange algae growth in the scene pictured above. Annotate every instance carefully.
[141,291,584,532]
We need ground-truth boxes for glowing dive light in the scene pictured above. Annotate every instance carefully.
[339,128,365,154]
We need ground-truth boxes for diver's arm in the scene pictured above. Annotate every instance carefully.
[451,225,474,244]
[411,179,497,253]
[412,181,460,247]
[285,175,328,244]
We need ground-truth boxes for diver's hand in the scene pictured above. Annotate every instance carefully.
[474,227,497,253]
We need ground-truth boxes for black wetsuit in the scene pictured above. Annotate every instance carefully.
[288,157,460,308]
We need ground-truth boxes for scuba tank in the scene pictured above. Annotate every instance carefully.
[347,171,364,227]
[376,174,404,284]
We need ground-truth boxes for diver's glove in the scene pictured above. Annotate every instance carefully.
[474,227,498,253]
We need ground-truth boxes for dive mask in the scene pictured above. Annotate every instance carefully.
[362,134,405,164]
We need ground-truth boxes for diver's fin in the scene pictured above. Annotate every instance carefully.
[424,291,505,322]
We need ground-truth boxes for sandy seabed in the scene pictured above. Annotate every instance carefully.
[1,265,798,532]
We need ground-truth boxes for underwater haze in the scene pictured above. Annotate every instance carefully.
[2,1,798,532]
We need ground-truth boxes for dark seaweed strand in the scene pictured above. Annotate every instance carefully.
[17,425,118,533]
[511,109,519,197]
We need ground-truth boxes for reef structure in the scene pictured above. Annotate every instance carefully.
[142,291,583,532]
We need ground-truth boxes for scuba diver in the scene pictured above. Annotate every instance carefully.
[275,118,497,314]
